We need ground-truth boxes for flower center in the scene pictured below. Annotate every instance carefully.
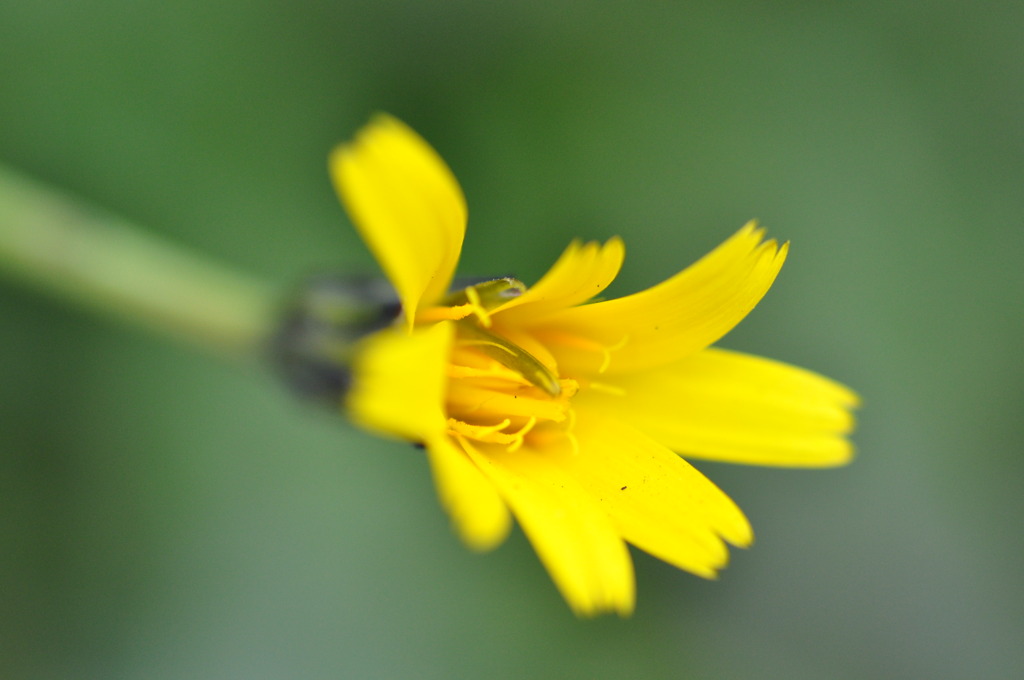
[433,279,577,451]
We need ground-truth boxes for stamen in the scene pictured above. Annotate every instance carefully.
[447,419,505,441]
[587,381,626,396]
[417,278,526,326]
[457,322,562,397]
[445,415,537,450]
[534,329,629,374]
[599,335,630,374]
[525,410,580,456]
[566,429,580,456]
[447,380,570,422]
[505,416,537,452]
[415,304,474,323]
[463,286,492,327]
[447,362,531,386]
[564,409,580,455]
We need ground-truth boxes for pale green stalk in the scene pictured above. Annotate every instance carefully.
[0,164,278,358]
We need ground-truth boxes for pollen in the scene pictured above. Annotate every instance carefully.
[448,415,538,451]
[453,283,562,396]
[443,288,579,450]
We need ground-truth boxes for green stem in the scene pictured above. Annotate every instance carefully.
[0,164,279,358]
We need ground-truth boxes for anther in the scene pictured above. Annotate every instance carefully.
[457,322,562,396]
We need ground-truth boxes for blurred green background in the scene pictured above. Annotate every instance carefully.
[2,2,1022,678]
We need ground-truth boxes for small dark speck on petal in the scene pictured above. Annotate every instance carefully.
[620,486,627,491]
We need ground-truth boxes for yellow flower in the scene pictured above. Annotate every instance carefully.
[329,115,858,616]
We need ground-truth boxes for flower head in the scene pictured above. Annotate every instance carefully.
[329,115,858,616]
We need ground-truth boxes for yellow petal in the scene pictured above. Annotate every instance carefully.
[330,115,467,328]
[493,238,625,323]
[577,347,859,467]
[552,412,752,577]
[345,321,453,442]
[535,222,786,375]
[425,435,511,551]
[462,439,635,617]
